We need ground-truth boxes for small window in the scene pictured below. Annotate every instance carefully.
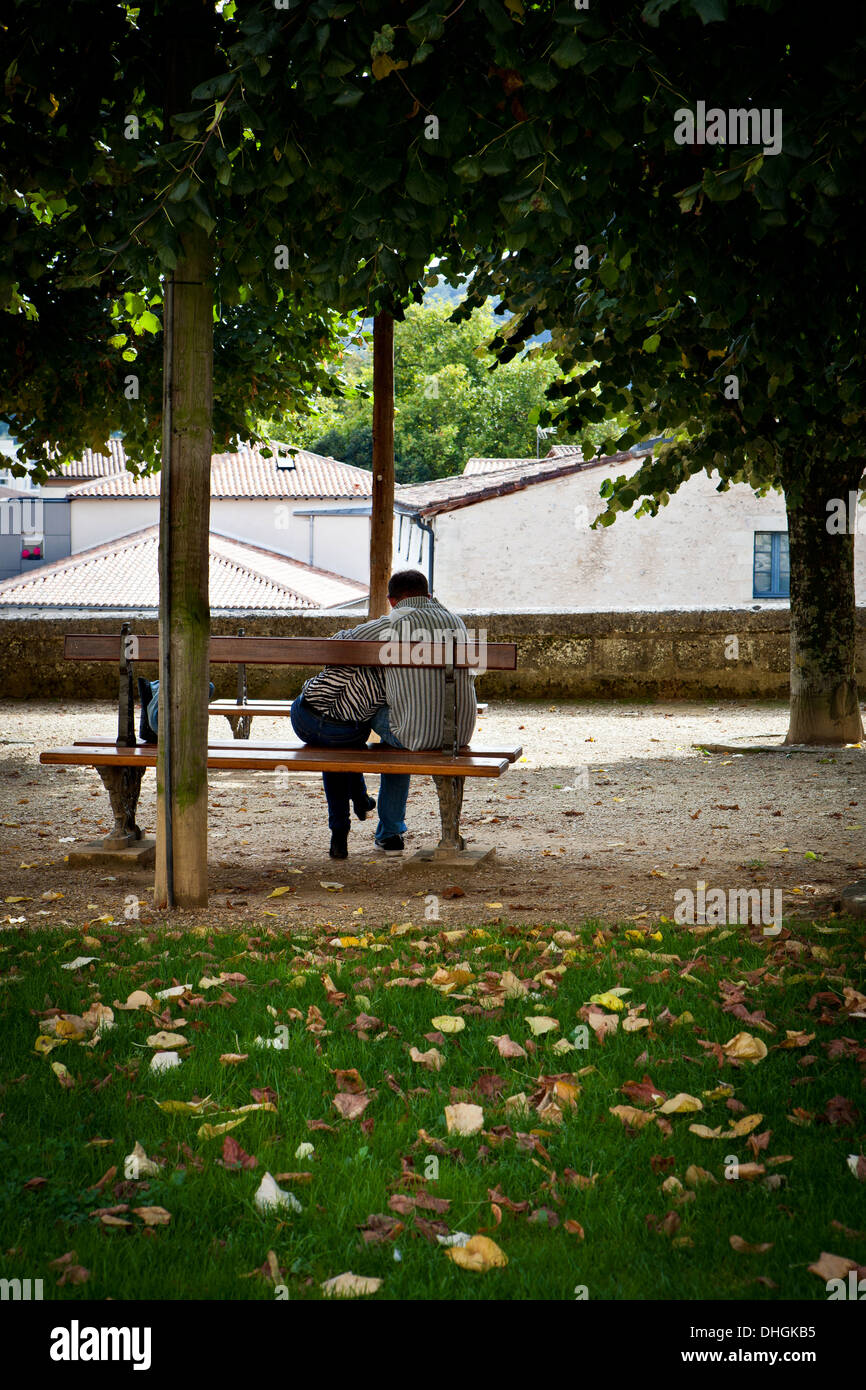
[753,532,789,598]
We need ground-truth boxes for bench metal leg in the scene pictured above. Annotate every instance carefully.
[409,775,494,868]
[224,713,253,740]
[95,766,145,849]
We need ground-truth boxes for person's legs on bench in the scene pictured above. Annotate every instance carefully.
[369,706,409,852]
[139,679,214,744]
[290,695,372,858]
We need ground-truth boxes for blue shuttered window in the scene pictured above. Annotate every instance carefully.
[753,532,790,598]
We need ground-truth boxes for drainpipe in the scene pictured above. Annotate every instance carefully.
[415,514,435,595]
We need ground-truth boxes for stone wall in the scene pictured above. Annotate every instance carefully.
[0,607,830,702]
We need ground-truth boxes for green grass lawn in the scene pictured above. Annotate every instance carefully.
[1,912,864,1301]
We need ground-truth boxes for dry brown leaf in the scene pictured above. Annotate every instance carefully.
[146,1031,188,1050]
[730,1163,766,1181]
[332,1092,373,1121]
[730,1234,774,1254]
[332,1068,366,1094]
[444,1103,484,1135]
[409,1046,445,1072]
[686,1162,722,1184]
[132,1205,171,1226]
[610,1105,656,1130]
[488,1034,527,1059]
[807,1251,860,1282]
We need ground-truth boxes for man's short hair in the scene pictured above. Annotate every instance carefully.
[388,569,429,600]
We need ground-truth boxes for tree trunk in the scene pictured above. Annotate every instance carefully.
[369,312,395,619]
[784,468,864,745]
[154,223,213,907]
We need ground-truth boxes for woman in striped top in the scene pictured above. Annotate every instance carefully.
[290,659,386,859]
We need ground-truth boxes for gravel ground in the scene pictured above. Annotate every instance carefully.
[1,697,864,930]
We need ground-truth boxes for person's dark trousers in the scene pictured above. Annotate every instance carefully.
[289,694,373,832]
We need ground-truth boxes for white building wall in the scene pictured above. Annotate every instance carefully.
[70,496,371,582]
[427,465,813,611]
[71,499,160,552]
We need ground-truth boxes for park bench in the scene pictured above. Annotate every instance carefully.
[207,629,489,738]
[40,626,520,865]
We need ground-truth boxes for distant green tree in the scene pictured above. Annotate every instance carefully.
[265,300,628,482]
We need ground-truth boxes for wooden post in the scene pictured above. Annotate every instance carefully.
[369,312,395,619]
[154,224,213,908]
[153,0,216,908]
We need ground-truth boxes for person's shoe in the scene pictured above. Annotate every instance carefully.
[353,794,377,821]
[329,830,349,860]
[374,834,404,855]
[137,678,158,743]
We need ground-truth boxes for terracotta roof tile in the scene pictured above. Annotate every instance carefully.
[463,446,583,475]
[67,442,372,500]
[397,451,637,517]
[0,527,368,612]
[43,440,127,480]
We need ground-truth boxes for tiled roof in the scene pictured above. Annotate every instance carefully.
[545,444,585,459]
[41,440,127,481]
[0,527,368,612]
[68,442,373,500]
[397,450,636,518]
[464,445,583,474]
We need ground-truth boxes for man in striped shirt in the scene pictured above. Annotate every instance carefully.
[333,569,476,853]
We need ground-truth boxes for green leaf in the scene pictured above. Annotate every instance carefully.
[453,156,483,182]
[405,167,445,205]
[333,87,363,107]
[167,175,191,204]
[551,33,586,67]
[642,333,661,354]
[689,0,727,22]
[133,310,161,335]
[191,72,235,101]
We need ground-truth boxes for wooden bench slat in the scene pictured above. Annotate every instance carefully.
[41,746,510,777]
[72,736,523,762]
[65,634,517,670]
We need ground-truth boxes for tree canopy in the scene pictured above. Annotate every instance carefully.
[267,299,629,483]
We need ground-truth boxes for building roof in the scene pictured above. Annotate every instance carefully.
[545,444,586,459]
[396,449,638,518]
[41,440,127,483]
[67,442,373,501]
[0,527,368,612]
[464,445,583,475]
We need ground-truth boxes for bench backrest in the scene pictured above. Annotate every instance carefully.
[64,626,517,753]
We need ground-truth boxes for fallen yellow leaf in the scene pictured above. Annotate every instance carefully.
[525,1015,559,1036]
[723,1032,768,1063]
[658,1092,703,1115]
[321,1271,383,1297]
[196,1118,247,1140]
[431,1015,465,1034]
[445,1235,508,1271]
